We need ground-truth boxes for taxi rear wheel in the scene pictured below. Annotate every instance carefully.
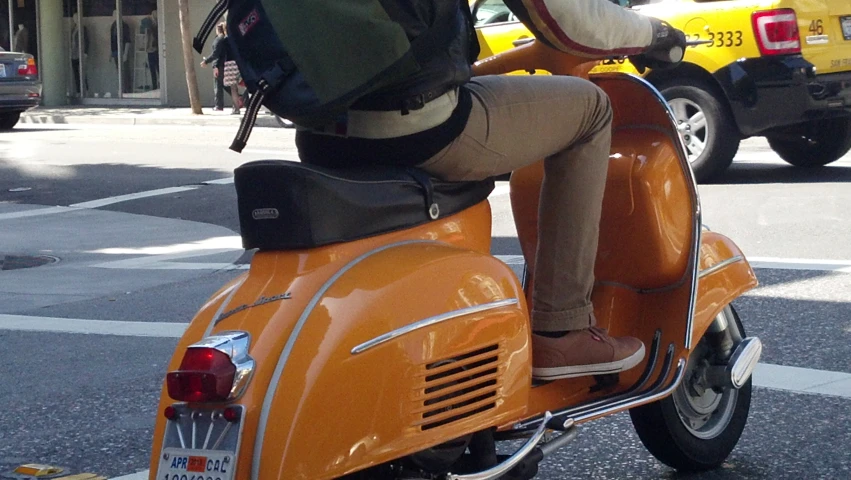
[0,112,21,130]
[660,81,740,183]
[766,116,851,167]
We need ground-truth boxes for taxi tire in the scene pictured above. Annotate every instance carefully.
[0,112,21,130]
[660,82,740,183]
[766,116,851,167]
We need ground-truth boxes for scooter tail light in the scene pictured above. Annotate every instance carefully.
[167,347,236,403]
[18,58,38,76]
[166,331,255,403]
[752,9,801,56]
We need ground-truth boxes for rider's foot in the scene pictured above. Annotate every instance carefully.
[532,327,645,380]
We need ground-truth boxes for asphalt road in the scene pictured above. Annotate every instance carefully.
[1,124,850,479]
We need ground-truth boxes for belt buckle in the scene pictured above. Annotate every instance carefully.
[401,94,426,115]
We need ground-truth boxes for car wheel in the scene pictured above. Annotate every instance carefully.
[629,306,752,472]
[766,116,851,167]
[0,112,21,130]
[660,81,740,183]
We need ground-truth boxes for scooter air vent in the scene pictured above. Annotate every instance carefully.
[416,344,503,431]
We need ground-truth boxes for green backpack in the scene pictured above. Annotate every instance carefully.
[194,0,477,152]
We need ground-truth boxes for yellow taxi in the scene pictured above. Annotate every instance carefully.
[472,0,851,181]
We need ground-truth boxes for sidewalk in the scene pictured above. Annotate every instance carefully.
[20,106,282,128]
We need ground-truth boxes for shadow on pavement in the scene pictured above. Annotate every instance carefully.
[5,126,79,133]
[0,158,242,231]
[706,162,851,185]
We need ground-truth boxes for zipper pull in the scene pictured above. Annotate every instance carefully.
[230,80,270,153]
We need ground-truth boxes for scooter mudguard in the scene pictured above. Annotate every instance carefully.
[692,231,759,345]
[149,202,532,480]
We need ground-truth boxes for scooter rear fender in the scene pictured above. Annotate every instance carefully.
[692,231,758,345]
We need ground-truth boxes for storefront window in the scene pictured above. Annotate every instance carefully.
[0,1,9,52]
[12,0,39,62]
[63,0,160,101]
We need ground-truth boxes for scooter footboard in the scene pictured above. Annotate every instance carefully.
[248,242,529,480]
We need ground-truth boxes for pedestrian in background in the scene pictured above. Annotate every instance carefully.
[200,23,228,112]
[222,57,243,115]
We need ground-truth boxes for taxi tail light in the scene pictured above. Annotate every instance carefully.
[18,58,38,76]
[167,347,236,403]
[752,9,801,56]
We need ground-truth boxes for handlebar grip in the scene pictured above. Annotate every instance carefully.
[645,45,684,63]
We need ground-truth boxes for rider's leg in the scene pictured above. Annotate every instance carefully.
[419,74,644,379]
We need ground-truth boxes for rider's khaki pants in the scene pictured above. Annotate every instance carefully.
[419,75,612,332]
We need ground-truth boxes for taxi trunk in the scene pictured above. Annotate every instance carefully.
[781,0,851,74]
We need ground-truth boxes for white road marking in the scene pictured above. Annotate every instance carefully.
[201,177,234,185]
[496,256,851,273]
[0,206,79,220]
[753,364,851,398]
[748,257,851,273]
[89,237,244,270]
[70,186,200,209]
[0,314,186,337]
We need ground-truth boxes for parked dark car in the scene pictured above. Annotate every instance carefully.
[0,52,41,130]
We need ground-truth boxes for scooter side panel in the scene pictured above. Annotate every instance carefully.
[255,244,530,480]
[148,202,498,480]
[693,231,758,345]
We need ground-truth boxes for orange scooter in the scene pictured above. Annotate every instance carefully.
[148,40,761,480]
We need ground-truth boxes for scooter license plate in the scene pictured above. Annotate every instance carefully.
[157,448,235,480]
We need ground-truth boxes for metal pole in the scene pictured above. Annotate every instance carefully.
[8,0,14,52]
[35,0,41,79]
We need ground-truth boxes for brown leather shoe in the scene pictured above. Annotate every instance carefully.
[532,327,645,380]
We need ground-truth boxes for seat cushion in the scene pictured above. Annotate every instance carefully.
[234,160,495,250]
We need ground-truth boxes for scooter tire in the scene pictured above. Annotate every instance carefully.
[628,306,752,472]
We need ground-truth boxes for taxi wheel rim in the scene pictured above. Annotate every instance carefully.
[670,98,708,164]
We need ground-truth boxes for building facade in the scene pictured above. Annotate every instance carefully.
[2,0,223,108]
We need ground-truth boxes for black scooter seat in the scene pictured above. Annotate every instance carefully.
[234,160,495,250]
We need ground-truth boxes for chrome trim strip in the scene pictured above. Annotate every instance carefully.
[519,358,686,432]
[445,412,553,480]
[698,255,745,279]
[573,359,686,422]
[251,240,441,480]
[351,298,520,354]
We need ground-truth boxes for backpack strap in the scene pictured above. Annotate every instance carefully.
[193,0,229,54]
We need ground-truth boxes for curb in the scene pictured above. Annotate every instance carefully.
[108,471,148,480]
[20,114,280,129]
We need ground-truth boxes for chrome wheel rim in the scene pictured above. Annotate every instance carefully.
[670,98,708,164]
[672,308,742,439]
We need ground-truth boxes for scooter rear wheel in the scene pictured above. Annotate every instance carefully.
[629,305,752,472]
